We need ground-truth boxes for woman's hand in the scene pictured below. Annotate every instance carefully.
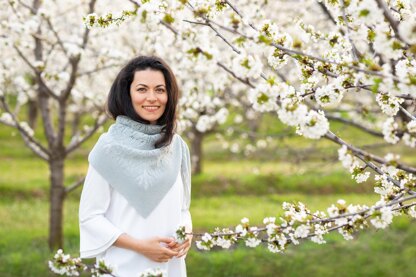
[169,233,193,258]
[136,236,179,263]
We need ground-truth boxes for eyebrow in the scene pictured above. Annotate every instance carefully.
[135,84,166,88]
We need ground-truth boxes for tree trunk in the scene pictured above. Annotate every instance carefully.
[48,156,65,250]
[28,99,38,129]
[190,129,204,175]
[71,112,81,138]
[248,113,262,143]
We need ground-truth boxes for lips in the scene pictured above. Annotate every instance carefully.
[142,106,160,112]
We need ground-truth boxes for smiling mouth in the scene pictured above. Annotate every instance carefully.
[142,106,160,111]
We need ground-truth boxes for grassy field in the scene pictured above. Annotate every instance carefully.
[1,117,416,276]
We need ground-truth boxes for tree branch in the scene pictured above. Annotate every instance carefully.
[45,17,69,58]
[65,176,86,194]
[12,45,59,100]
[326,114,383,137]
[65,114,108,155]
[324,130,416,174]
[0,96,50,160]
[216,62,255,88]
[374,0,405,43]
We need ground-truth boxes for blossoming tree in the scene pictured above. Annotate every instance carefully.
[0,0,246,250]
[0,0,134,249]
[84,0,416,252]
[2,0,416,266]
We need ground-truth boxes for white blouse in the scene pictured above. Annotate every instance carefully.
[79,165,192,277]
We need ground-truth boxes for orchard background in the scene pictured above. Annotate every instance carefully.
[1,0,416,276]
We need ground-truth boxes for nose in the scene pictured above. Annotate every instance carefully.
[146,90,157,102]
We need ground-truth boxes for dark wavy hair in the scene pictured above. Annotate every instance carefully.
[107,55,179,148]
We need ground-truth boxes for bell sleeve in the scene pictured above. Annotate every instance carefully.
[79,165,123,258]
[180,137,192,230]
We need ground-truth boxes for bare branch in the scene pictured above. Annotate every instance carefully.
[326,114,383,137]
[45,17,69,57]
[77,63,123,77]
[65,176,86,194]
[397,94,416,100]
[216,62,255,88]
[65,114,108,155]
[317,1,337,25]
[399,105,416,121]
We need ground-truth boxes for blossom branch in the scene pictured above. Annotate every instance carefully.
[193,196,416,252]
[12,45,59,100]
[186,2,403,84]
[324,131,416,174]
[216,62,255,88]
[374,0,405,43]
[0,95,50,160]
[339,0,360,61]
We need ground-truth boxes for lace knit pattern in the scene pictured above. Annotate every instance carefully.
[88,115,191,218]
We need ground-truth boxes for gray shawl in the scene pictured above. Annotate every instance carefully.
[88,115,191,218]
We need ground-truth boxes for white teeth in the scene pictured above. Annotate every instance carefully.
[143,106,159,111]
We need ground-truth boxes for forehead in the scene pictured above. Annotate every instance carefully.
[132,69,165,85]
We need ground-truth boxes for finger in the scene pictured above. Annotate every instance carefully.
[167,241,178,248]
[157,236,175,244]
[163,247,179,257]
[176,248,189,258]
[172,241,190,252]
[176,244,191,258]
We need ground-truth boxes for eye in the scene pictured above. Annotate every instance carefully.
[137,87,146,92]
[156,88,166,94]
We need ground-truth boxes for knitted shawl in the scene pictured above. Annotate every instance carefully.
[88,115,191,218]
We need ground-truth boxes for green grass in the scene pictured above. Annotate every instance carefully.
[0,195,414,277]
[1,115,416,276]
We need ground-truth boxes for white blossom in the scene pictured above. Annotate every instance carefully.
[248,82,278,112]
[296,110,329,139]
[407,120,416,133]
[294,224,310,239]
[382,117,400,144]
[370,207,394,229]
[402,133,416,148]
[398,15,416,44]
[241,217,249,224]
[354,171,370,183]
[245,237,261,248]
[277,101,308,127]
[384,153,400,163]
[376,93,404,117]
[216,237,232,249]
[0,113,14,125]
[138,268,167,277]
[314,84,344,107]
[408,206,416,219]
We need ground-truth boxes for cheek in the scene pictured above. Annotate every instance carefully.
[131,93,145,104]
[163,94,169,105]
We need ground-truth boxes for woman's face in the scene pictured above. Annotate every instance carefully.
[129,69,168,124]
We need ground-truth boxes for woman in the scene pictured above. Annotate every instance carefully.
[79,56,192,277]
